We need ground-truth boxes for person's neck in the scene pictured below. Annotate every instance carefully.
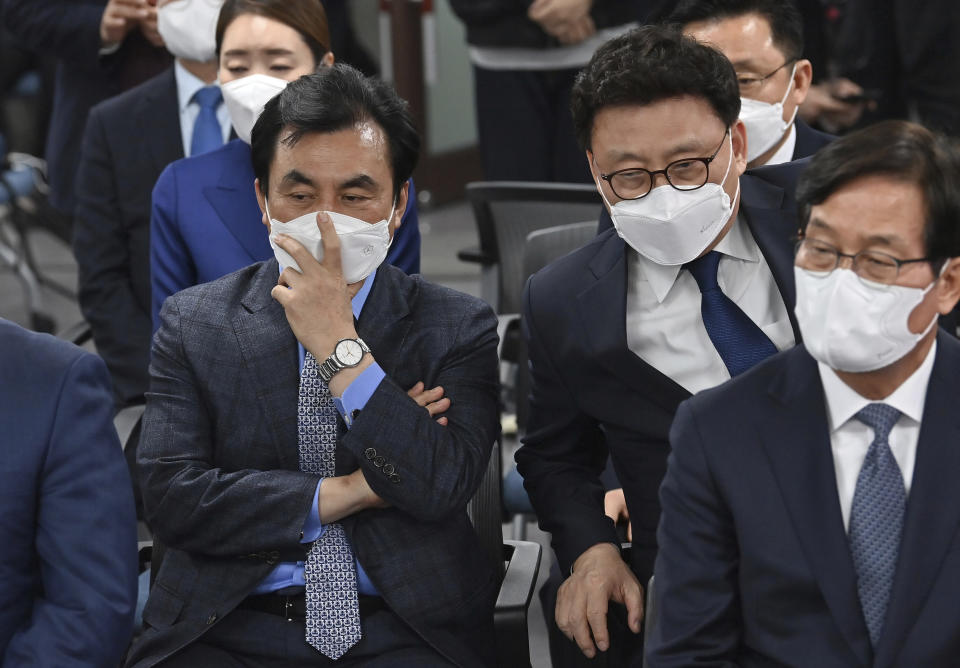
[748,128,790,169]
[178,58,218,84]
[834,330,936,400]
[697,188,740,257]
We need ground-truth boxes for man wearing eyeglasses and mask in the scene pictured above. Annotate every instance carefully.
[515,25,805,665]
[649,120,960,667]
[669,0,833,168]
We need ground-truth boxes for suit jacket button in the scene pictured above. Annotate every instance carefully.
[364,448,377,460]
[389,473,400,484]
[373,456,385,468]
[206,613,218,625]
[383,463,395,475]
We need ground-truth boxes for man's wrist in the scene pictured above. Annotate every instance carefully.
[329,354,375,397]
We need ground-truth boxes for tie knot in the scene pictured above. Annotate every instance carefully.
[685,250,722,293]
[193,85,222,109]
[855,403,901,442]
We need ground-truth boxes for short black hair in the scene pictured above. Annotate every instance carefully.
[796,121,960,263]
[251,64,420,198]
[571,25,740,151]
[668,0,804,62]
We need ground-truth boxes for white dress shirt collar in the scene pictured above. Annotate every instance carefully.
[174,60,211,114]
[818,339,937,433]
[632,209,758,304]
[763,123,797,167]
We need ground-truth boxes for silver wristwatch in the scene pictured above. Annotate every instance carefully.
[317,337,371,383]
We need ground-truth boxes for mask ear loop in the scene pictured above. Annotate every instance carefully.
[778,62,800,130]
[717,132,741,211]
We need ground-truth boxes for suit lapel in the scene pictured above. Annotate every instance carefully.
[203,142,273,263]
[231,260,300,470]
[874,331,960,667]
[355,266,413,377]
[140,68,183,174]
[576,231,689,412]
[761,347,873,667]
[740,173,802,342]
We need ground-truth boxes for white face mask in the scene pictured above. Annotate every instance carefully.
[157,0,223,63]
[740,63,798,163]
[794,266,940,373]
[597,133,740,266]
[221,74,289,144]
[266,204,395,284]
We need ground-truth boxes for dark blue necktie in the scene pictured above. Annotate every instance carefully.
[190,86,223,157]
[849,403,905,648]
[685,251,779,376]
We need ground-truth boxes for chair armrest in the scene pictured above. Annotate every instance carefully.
[495,539,542,668]
[497,313,520,360]
[114,404,146,451]
[457,246,496,265]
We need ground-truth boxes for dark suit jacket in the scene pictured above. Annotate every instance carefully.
[0,318,138,665]
[128,262,500,668]
[149,139,422,331]
[650,331,960,668]
[1,0,169,213]
[73,67,181,407]
[517,165,805,591]
[793,118,834,160]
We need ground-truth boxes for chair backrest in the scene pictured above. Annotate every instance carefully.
[523,221,598,280]
[466,181,601,314]
[466,441,506,580]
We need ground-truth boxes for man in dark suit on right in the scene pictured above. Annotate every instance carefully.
[669,0,834,168]
[516,25,805,665]
[650,120,960,667]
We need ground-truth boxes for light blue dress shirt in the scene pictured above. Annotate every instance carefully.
[253,270,384,596]
[173,61,231,158]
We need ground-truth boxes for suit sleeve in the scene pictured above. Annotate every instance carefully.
[138,296,320,557]
[514,273,618,573]
[73,106,152,405]
[340,299,501,521]
[646,399,741,668]
[384,178,421,275]
[150,162,197,333]
[1,0,104,71]
[2,353,138,667]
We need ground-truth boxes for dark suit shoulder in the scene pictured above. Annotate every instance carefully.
[744,157,810,197]
[0,318,99,386]
[793,119,835,160]
[88,66,175,122]
[526,228,620,310]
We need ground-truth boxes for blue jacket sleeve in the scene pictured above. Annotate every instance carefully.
[151,162,197,333]
[2,352,138,667]
[385,178,421,275]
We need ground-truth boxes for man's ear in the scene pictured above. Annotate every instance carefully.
[730,120,748,176]
[936,258,960,315]
[792,59,814,106]
[391,180,410,235]
[254,178,270,231]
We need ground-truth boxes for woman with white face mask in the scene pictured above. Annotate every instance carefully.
[148,0,422,333]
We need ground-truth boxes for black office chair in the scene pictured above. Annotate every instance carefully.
[459,181,602,315]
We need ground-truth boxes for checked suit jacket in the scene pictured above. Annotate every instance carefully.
[127,261,500,668]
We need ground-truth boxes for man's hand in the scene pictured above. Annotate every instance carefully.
[604,488,632,542]
[407,382,451,426]
[557,542,643,658]
[318,469,389,524]
[271,214,358,364]
[799,79,872,133]
[528,0,596,45]
[100,0,149,48]
[138,0,163,48]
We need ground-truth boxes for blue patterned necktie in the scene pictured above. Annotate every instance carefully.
[685,251,779,376]
[849,403,905,648]
[190,86,223,157]
[298,352,361,658]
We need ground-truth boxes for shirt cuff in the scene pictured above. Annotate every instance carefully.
[300,480,325,543]
[99,41,122,56]
[333,362,385,428]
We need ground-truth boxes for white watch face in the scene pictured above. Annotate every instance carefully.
[335,339,364,366]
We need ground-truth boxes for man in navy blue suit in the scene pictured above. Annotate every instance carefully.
[516,25,805,665]
[0,317,138,665]
[650,121,960,667]
[670,0,834,168]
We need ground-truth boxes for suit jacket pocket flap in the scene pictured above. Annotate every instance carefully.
[142,584,185,628]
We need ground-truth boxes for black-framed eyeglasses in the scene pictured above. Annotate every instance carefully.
[794,237,934,285]
[598,129,729,201]
[737,59,796,95]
